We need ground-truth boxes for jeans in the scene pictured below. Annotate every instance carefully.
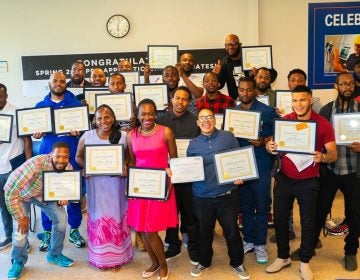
[314,169,360,255]
[0,172,13,239]
[193,189,244,268]
[12,198,67,265]
[274,172,319,263]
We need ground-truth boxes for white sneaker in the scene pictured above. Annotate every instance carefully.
[255,245,268,264]
[243,241,255,254]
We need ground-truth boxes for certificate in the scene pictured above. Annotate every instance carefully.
[16,107,53,136]
[43,171,81,202]
[95,93,133,121]
[214,146,259,185]
[0,114,13,143]
[275,90,292,116]
[53,106,90,135]
[67,87,84,96]
[256,95,270,106]
[148,45,178,69]
[133,83,169,110]
[175,138,191,158]
[241,45,273,71]
[333,113,360,145]
[274,119,317,154]
[170,156,205,184]
[118,71,140,92]
[84,144,124,176]
[215,114,224,130]
[127,167,167,200]
[223,109,261,139]
[84,87,110,114]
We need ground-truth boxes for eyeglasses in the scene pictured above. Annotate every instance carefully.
[198,115,215,122]
[338,82,355,87]
[225,42,239,48]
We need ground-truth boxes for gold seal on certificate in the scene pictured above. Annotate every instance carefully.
[274,119,317,154]
[53,106,90,135]
[127,167,168,200]
[42,171,82,202]
[133,83,169,111]
[223,108,261,139]
[95,93,133,121]
[16,107,54,137]
[84,87,109,114]
[214,146,259,185]
[0,114,13,143]
[241,45,273,71]
[170,156,205,184]
[148,45,178,69]
[333,113,360,145]
[84,144,124,176]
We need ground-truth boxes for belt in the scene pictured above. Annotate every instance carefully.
[216,188,236,198]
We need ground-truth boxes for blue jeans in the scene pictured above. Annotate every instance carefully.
[0,172,13,239]
[11,198,67,265]
[41,202,81,231]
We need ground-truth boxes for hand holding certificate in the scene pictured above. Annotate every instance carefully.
[170,157,205,184]
[43,171,81,202]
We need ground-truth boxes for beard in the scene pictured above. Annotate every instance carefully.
[51,160,67,171]
[256,85,269,93]
[230,47,240,58]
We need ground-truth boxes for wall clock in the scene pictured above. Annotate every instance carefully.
[106,15,130,38]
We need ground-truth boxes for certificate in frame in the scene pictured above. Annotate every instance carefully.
[84,144,124,176]
[133,83,169,111]
[16,107,54,137]
[333,113,360,145]
[214,146,259,185]
[84,87,110,114]
[0,114,13,143]
[274,119,317,154]
[67,87,84,96]
[175,138,191,158]
[53,105,90,135]
[127,167,168,200]
[43,170,82,202]
[95,93,133,121]
[275,90,292,116]
[241,45,273,71]
[118,71,140,93]
[170,156,205,184]
[148,45,178,69]
[223,108,261,139]
[214,114,224,130]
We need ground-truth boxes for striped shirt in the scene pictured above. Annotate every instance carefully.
[4,154,73,220]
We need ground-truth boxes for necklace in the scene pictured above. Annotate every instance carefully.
[140,123,157,135]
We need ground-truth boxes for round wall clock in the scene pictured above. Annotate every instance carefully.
[106,15,130,38]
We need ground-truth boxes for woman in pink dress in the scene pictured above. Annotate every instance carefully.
[126,99,178,280]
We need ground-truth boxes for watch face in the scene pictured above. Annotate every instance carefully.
[106,15,130,38]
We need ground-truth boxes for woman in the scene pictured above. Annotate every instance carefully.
[127,99,178,280]
[76,104,133,270]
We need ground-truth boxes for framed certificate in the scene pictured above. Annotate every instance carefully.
[133,83,169,110]
[67,87,84,96]
[214,146,259,185]
[275,90,292,116]
[333,113,360,145]
[256,95,270,106]
[274,119,317,154]
[170,156,205,184]
[84,144,124,176]
[148,45,178,69]
[118,71,140,92]
[127,167,168,200]
[175,138,191,158]
[95,93,133,121]
[0,114,13,143]
[241,45,273,71]
[215,114,224,130]
[16,107,53,136]
[223,108,261,139]
[43,170,82,202]
[84,87,110,114]
[53,106,90,135]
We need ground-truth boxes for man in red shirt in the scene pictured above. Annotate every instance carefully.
[265,85,337,280]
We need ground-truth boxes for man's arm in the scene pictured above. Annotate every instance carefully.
[23,136,32,159]
[313,141,338,164]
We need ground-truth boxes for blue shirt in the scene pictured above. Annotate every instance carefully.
[187,129,239,198]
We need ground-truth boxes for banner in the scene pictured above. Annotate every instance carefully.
[308,2,360,89]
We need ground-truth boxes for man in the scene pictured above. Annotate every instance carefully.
[187,108,249,279]
[66,60,91,87]
[90,68,106,87]
[34,72,85,251]
[157,86,200,263]
[254,67,276,107]
[353,59,360,99]
[196,72,235,114]
[5,142,75,280]
[345,35,360,71]
[118,59,133,72]
[235,77,277,264]
[0,84,32,251]
[265,85,337,280]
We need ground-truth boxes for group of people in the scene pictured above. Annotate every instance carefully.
[0,33,360,280]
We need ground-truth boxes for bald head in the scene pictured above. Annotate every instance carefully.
[225,34,240,43]
[90,68,106,87]
[224,34,241,58]
[48,71,67,97]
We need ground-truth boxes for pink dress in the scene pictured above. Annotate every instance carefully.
[127,125,178,232]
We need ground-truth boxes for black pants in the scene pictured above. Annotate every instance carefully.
[274,172,319,263]
[314,169,360,255]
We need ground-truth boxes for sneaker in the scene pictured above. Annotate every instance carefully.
[47,254,74,267]
[255,245,268,264]
[290,248,316,261]
[0,238,12,250]
[268,212,274,228]
[238,214,243,229]
[265,258,291,273]
[191,264,208,277]
[182,233,189,248]
[243,241,255,254]
[7,260,24,280]
[69,229,85,248]
[233,264,250,280]
[165,248,181,261]
[344,255,358,271]
[328,222,349,236]
[39,231,51,251]
[190,260,199,266]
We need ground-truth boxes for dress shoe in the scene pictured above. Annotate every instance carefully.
[299,262,314,280]
[265,258,291,273]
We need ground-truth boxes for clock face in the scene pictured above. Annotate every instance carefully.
[106,15,130,38]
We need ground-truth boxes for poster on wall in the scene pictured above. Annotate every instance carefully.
[308,2,360,89]
[21,48,225,98]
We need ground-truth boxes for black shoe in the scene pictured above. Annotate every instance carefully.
[290,248,316,261]
[344,255,358,271]
[165,248,181,261]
